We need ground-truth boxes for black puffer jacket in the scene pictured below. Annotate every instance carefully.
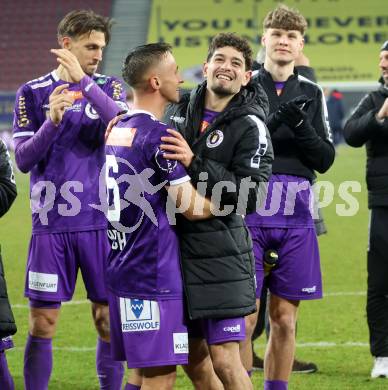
[0,140,16,217]
[253,67,335,181]
[166,81,273,319]
[0,140,17,338]
[343,83,388,208]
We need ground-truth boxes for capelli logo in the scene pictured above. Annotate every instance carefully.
[170,116,185,124]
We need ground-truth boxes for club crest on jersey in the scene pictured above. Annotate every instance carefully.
[206,130,224,148]
[155,147,177,173]
[85,103,99,120]
[120,298,160,332]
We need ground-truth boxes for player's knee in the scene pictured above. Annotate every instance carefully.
[210,344,238,380]
[212,357,234,383]
[29,311,58,338]
[185,355,212,384]
[244,311,258,338]
[92,303,110,340]
[270,312,296,337]
[143,367,176,389]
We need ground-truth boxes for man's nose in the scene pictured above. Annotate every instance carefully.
[94,49,103,61]
[221,60,233,70]
[279,35,289,45]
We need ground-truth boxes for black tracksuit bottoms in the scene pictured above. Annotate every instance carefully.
[367,207,388,357]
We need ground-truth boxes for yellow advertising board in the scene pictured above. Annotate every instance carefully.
[148,0,387,88]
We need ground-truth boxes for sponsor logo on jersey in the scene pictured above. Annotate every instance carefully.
[301,286,317,294]
[66,102,82,113]
[17,95,31,127]
[111,80,123,100]
[173,332,189,354]
[28,271,58,292]
[223,324,241,333]
[85,103,99,119]
[120,298,160,332]
[155,146,178,173]
[65,90,83,101]
[106,127,137,147]
[206,130,224,148]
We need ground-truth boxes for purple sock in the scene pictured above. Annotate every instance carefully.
[96,338,124,390]
[264,380,288,390]
[0,351,14,390]
[247,369,253,377]
[124,384,141,390]
[24,334,52,390]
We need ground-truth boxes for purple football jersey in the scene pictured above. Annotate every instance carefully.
[13,70,127,234]
[245,174,314,228]
[105,110,190,300]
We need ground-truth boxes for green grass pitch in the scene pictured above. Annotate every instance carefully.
[1,145,386,389]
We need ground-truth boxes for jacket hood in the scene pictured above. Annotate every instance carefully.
[378,83,388,96]
[187,79,269,125]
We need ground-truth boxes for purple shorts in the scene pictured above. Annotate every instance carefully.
[188,317,246,345]
[24,230,109,302]
[249,227,322,301]
[0,336,13,352]
[108,291,188,368]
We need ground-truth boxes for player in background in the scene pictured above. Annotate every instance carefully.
[249,46,322,375]
[344,41,388,379]
[163,32,273,390]
[105,43,214,390]
[13,10,127,390]
[244,5,335,389]
[0,139,17,390]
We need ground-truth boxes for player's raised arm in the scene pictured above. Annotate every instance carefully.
[51,48,127,125]
[13,84,72,173]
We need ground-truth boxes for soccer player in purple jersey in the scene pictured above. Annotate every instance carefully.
[12,10,127,390]
[245,5,335,390]
[163,33,273,390]
[104,43,214,390]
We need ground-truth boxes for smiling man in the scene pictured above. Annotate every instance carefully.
[163,33,273,390]
[13,10,127,390]
[245,5,335,390]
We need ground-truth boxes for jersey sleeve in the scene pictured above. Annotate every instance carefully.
[294,87,335,174]
[343,93,387,147]
[79,75,128,125]
[13,84,59,173]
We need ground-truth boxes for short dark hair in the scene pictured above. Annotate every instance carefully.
[57,10,113,44]
[207,33,253,71]
[263,4,307,35]
[122,43,172,89]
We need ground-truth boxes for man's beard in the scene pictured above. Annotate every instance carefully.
[210,84,236,97]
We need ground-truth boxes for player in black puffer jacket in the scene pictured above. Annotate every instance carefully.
[162,33,273,390]
[0,139,17,390]
[344,41,388,379]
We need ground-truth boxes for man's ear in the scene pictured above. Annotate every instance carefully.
[300,37,305,51]
[261,34,266,46]
[203,62,208,78]
[242,70,252,87]
[61,36,71,50]
[150,76,160,91]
